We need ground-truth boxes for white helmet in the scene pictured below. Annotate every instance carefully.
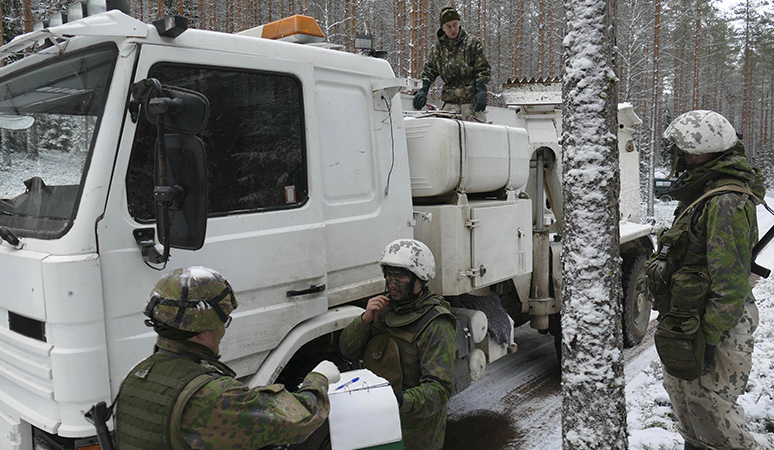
[379,239,436,281]
[663,110,738,154]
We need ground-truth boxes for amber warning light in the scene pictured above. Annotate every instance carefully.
[237,15,324,44]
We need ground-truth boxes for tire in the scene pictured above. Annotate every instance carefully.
[621,252,652,347]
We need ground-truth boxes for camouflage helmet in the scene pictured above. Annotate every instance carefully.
[379,239,436,281]
[663,110,738,154]
[144,266,238,333]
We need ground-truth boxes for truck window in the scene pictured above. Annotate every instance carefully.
[0,44,117,238]
[126,64,308,221]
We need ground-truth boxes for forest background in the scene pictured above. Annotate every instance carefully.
[1,0,773,201]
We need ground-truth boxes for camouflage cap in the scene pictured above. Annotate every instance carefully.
[663,110,738,154]
[144,266,238,333]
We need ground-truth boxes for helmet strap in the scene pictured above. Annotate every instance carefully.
[148,320,200,341]
[144,286,236,330]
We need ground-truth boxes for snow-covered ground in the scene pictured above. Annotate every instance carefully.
[627,197,774,450]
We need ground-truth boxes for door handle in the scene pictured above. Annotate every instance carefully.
[286,284,326,297]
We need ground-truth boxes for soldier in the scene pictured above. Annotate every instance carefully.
[413,6,491,122]
[339,239,456,450]
[646,110,766,450]
[114,266,340,449]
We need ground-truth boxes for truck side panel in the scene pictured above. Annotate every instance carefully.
[313,69,414,307]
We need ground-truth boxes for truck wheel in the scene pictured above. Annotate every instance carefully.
[621,252,652,347]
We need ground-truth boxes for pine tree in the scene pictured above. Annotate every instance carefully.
[561,0,628,447]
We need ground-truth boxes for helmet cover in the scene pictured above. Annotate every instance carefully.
[379,239,436,281]
[144,266,238,333]
[663,110,737,154]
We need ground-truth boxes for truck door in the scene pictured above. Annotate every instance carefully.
[97,46,326,388]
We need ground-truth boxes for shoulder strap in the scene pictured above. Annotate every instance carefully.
[393,305,454,343]
[674,185,761,225]
[169,373,221,450]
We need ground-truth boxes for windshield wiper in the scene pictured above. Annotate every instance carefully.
[0,226,23,249]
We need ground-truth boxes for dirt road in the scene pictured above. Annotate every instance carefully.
[444,320,657,450]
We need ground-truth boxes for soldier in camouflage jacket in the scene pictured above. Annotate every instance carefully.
[648,111,765,450]
[414,7,491,121]
[339,239,456,450]
[114,267,340,450]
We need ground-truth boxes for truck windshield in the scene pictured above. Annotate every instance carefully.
[0,45,117,239]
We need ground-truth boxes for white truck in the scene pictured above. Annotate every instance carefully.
[0,7,653,450]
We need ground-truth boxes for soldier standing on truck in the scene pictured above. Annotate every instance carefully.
[339,239,456,450]
[646,110,766,450]
[413,6,491,122]
[114,266,340,449]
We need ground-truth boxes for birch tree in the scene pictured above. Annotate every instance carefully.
[561,0,628,447]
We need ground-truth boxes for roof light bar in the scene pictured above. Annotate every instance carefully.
[238,15,324,44]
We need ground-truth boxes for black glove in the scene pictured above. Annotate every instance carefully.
[704,344,717,370]
[413,80,431,110]
[473,82,487,112]
[392,386,404,407]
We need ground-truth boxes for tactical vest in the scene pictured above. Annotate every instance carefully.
[647,178,754,315]
[363,300,454,391]
[114,351,233,450]
[646,178,755,380]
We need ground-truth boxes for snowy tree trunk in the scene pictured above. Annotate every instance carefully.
[561,0,628,447]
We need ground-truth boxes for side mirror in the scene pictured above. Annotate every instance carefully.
[145,86,209,134]
[131,79,210,264]
[155,134,208,250]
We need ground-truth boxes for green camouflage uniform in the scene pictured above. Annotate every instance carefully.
[339,289,456,450]
[652,144,765,449]
[116,336,330,449]
[420,27,491,106]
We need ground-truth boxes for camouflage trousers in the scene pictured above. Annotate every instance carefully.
[443,103,487,123]
[662,301,760,450]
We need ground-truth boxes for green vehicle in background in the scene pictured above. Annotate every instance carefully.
[654,177,676,199]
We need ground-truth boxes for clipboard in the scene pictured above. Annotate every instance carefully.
[327,369,404,450]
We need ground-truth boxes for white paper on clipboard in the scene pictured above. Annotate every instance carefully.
[327,369,402,450]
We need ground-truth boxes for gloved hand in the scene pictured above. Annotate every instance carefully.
[473,82,487,112]
[413,80,431,110]
[311,360,341,384]
[703,344,717,370]
[392,386,404,407]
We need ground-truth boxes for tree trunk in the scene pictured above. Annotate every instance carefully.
[22,0,32,33]
[647,0,661,218]
[743,0,751,147]
[538,0,546,74]
[692,0,701,109]
[514,0,523,79]
[562,0,628,446]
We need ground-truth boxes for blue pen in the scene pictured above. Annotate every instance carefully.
[335,376,360,390]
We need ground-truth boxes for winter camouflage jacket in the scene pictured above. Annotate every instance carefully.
[339,289,456,450]
[657,144,765,346]
[116,337,330,449]
[420,27,491,105]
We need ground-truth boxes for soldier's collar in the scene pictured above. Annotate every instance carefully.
[156,336,220,359]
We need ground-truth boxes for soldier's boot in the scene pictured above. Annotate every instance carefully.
[684,442,705,450]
